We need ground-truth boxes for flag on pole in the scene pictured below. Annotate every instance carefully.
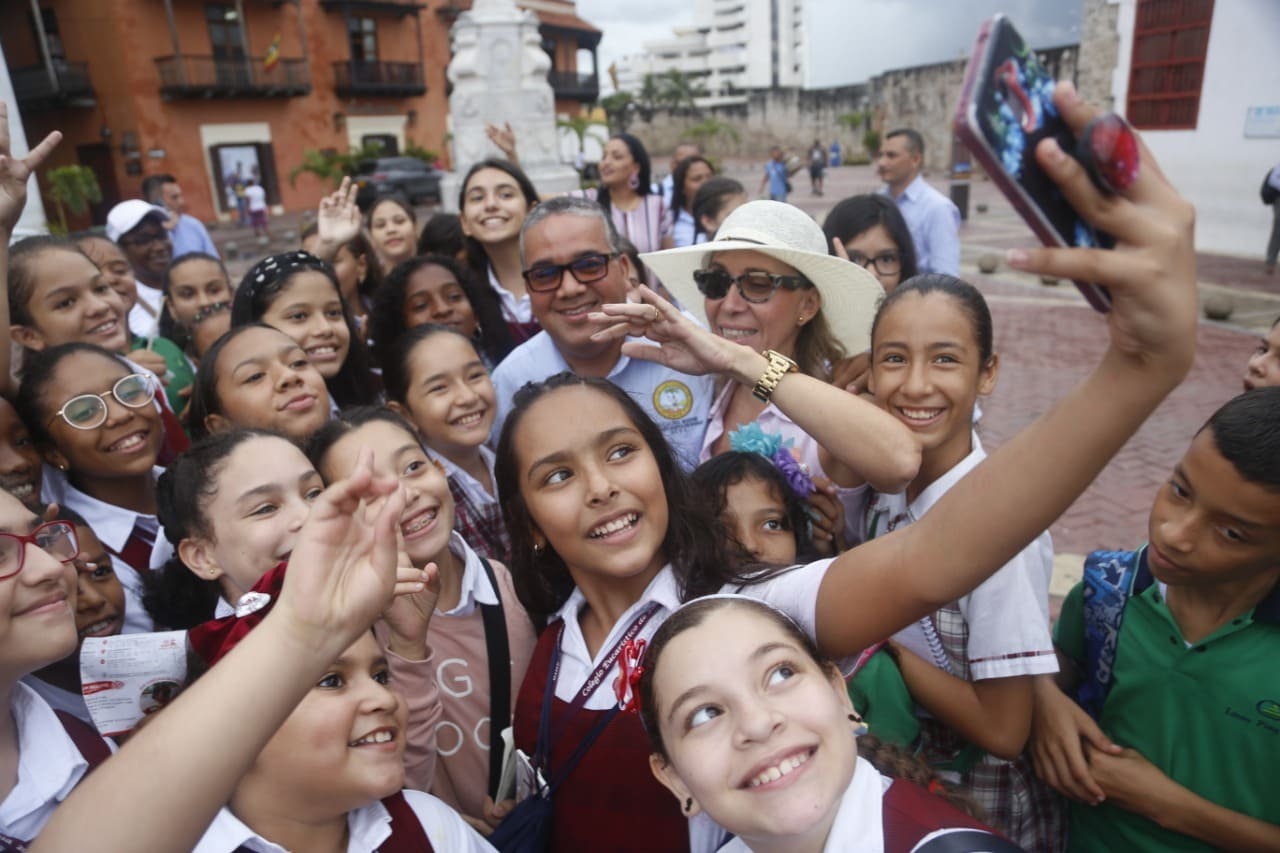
[263,33,282,72]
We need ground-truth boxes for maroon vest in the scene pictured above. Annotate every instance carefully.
[882,778,1009,853]
[513,625,689,853]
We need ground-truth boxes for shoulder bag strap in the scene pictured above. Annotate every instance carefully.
[479,557,511,800]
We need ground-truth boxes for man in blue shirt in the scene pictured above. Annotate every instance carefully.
[141,173,219,260]
[878,129,960,276]
[491,197,712,468]
[759,147,789,203]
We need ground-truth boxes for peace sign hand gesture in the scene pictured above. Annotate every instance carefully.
[0,102,61,235]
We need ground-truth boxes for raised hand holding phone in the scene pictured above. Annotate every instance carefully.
[955,14,1144,311]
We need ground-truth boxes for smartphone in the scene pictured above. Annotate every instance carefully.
[955,14,1113,312]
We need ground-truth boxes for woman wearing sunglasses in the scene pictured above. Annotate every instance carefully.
[16,343,168,633]
[643,201,918,551]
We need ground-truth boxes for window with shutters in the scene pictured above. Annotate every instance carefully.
[1126,0,1214,130]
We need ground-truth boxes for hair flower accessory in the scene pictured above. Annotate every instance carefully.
[728,423,816,498]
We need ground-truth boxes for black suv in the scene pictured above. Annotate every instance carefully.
[354,157,443,208]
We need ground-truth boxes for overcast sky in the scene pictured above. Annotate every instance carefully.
[578,0,1081,90]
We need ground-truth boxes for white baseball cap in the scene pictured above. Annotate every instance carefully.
[105,200,169,243]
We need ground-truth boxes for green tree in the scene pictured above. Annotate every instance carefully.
[862,128,881,157]
[638,74,662,122]
[46,164,102,235]
[837,111,865,133]
[659,69,707,115]
[600,91,635,132]
[404,142,440,166]
[288,142,387,189]
[557,114,604,155]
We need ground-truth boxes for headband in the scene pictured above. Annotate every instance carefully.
[239,251,331,297]
[187,562,287,667]
[727,422,816,498]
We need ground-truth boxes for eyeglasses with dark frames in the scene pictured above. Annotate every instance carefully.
[522,252,619,292]
[46,374,157,431]
[0,521,79,581]
[692,268,811,304]
[846,250,901,277]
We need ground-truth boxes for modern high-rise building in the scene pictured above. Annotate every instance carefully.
[616,0,806,106]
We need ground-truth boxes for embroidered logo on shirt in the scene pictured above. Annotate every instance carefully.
[652,380,694,420]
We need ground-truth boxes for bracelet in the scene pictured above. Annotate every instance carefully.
[752,350,798,403]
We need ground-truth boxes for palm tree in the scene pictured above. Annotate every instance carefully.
[659,69,707,115]
[46,165,102,235]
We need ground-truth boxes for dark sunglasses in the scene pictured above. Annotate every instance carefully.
[522,252,618,292]
[692,268,810,304]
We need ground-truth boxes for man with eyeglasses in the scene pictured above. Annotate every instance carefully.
[106,200,173,336]
[490,197,713,468]
[877,128,961,277]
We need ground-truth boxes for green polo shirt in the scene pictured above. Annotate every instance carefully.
[1055,549,1280,852]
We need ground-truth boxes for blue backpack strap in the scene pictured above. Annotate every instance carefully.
[1077,546,1143,719]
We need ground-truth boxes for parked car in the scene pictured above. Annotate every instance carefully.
[354,157,442,208]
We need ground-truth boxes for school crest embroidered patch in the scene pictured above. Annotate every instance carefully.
[653,380,694,419]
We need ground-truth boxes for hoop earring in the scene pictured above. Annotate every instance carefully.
[628,172,640,191]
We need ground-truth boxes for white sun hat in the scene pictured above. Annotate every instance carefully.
[105,199,169,243]
[640,200,884,354]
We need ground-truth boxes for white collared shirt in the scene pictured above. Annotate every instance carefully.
[0,683,102,841]
[192,788,495,852]
[439,532,499,617]
[863,434,1056,681]
[490,330,713,470]
[20,676,91,726]
[41,465,168,634]
[487,264,534,325]
[718,756,889,852]
[428,447,498,511]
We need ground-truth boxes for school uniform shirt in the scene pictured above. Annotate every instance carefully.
[21,676,91,726]
[191,788,496,853]
[387,534,536,819]
[543,559,837,853]
[41,465,171,635]
[128,284,165,340]
[490,330,713,470]
[862,434,1056,680]
[861,433,1061,850]
[427,446,509,563]
[487,264,535,325]
[0,682,110,841]
[1055,555,1280,852]
[700,380,871,546]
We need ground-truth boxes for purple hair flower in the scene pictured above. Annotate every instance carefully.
[771,447,816,498]
[728,422,815,499]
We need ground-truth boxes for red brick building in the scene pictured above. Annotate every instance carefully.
[4,0,601,227]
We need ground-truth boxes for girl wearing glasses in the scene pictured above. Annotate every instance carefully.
[6,237,190,461]
[644,200,915,549]
[459,159,544,345]
[822,194,919,293]
[26,506,125,726]
[15,343,167,633]
[0,487,113,843]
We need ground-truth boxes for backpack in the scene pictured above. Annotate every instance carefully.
[1077,547,1144,720]
[1262,168,1280,205]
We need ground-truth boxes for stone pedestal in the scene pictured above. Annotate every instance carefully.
[439,0,580,211]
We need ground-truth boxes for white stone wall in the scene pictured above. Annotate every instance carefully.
[1106,0,1280,258]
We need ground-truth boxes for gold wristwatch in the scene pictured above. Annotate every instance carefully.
[752,350,799,403]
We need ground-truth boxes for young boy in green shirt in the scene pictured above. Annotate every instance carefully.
[1031,388,1280,852]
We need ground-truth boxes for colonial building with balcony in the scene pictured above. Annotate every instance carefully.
[4,0,602,225]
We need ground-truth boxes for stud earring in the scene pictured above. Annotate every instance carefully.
[532,541,544,555]
[683,797,693,813]
[849,712,868,737]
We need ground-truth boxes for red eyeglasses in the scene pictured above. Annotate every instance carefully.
[0,521,79,581]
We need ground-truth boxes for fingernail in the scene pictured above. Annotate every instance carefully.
[1061,81,1080,104]
[1006,249,1030,269]
[1043,139,1066,164]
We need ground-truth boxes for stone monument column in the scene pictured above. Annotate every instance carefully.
[440,0,581,210]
